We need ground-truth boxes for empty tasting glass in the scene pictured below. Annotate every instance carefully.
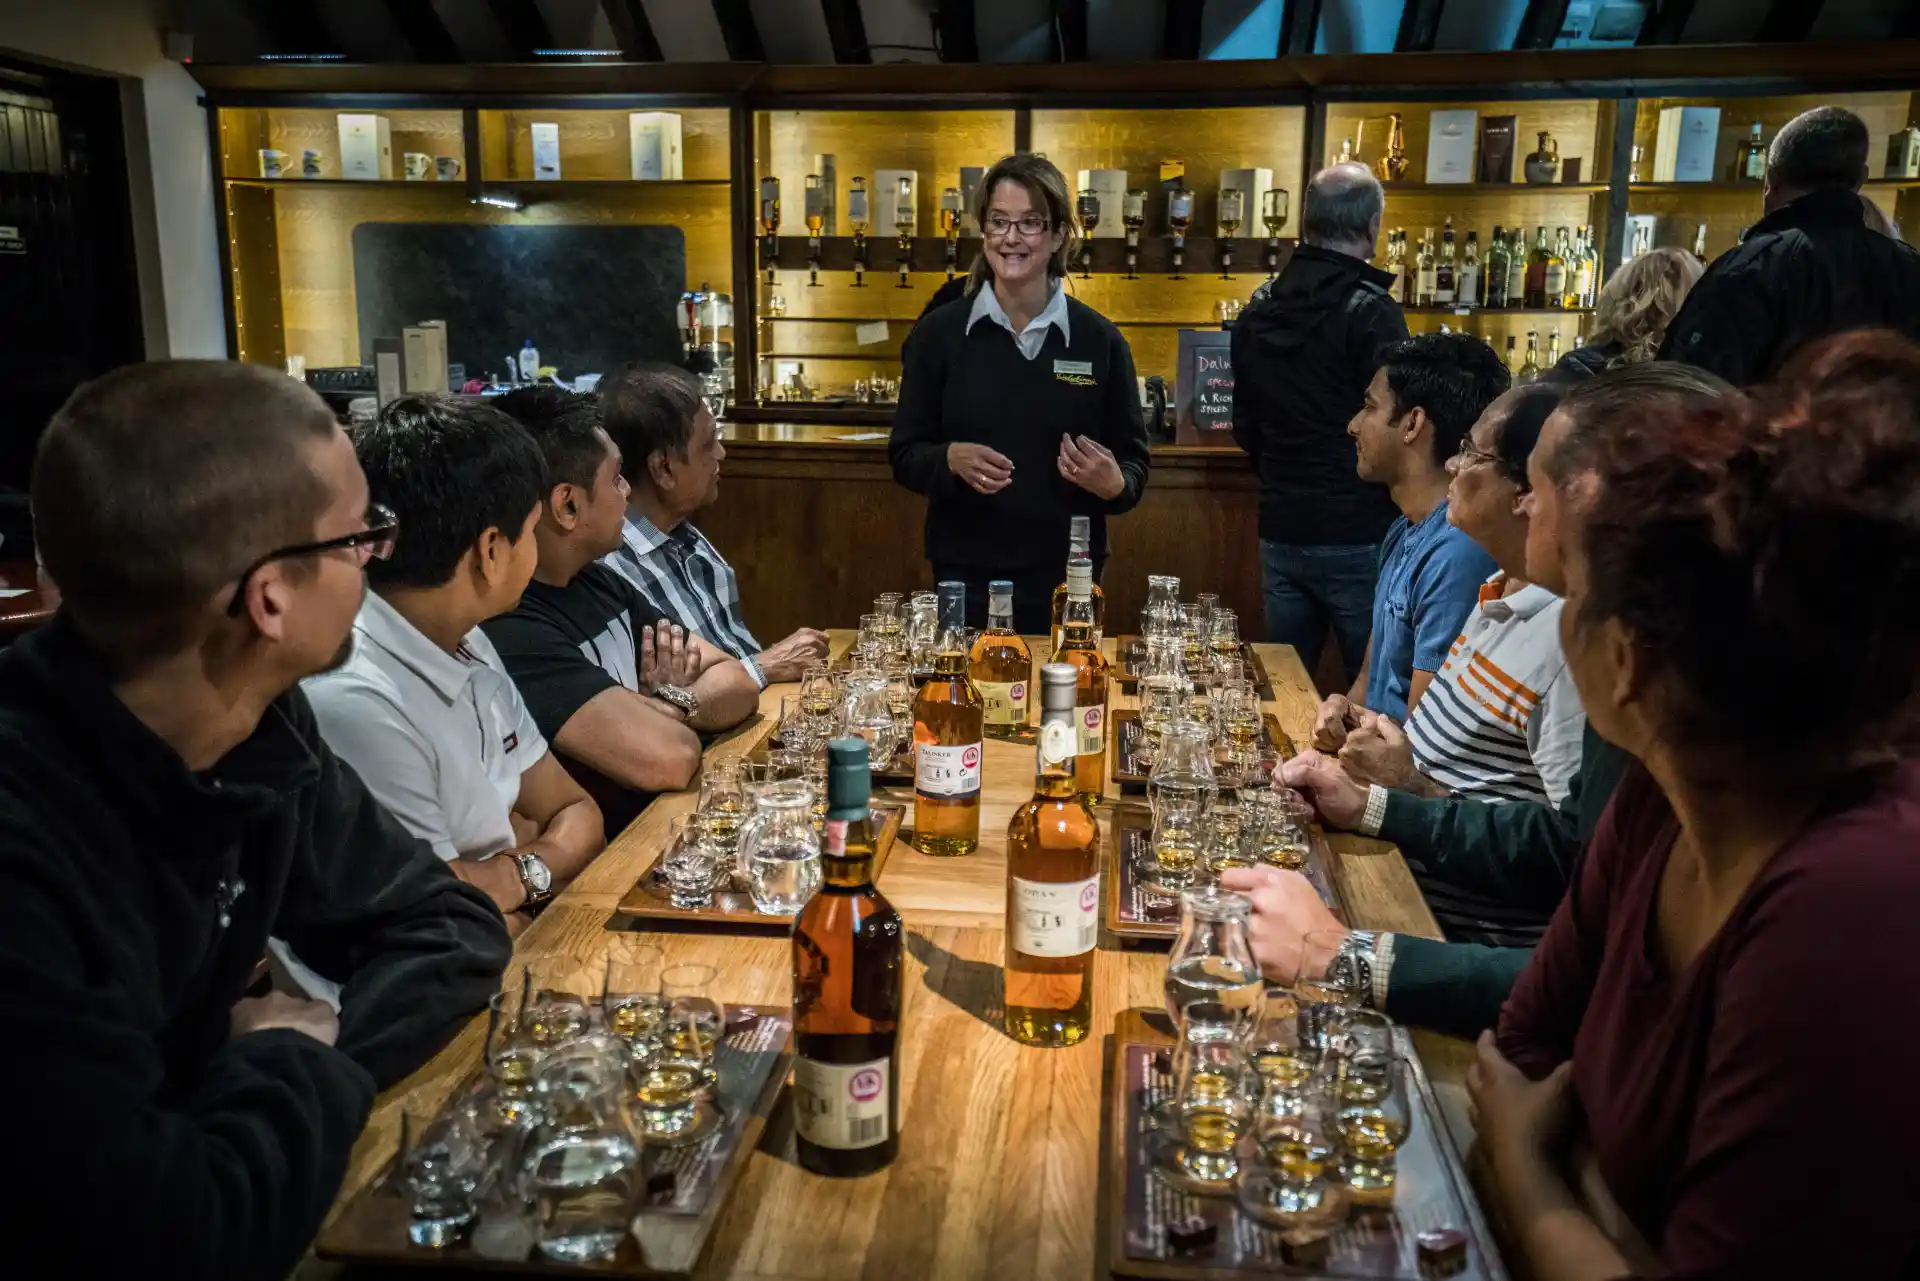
[1136,672,1191,766]
[399,1106,489,1247]
[777,693,814,752]
[660,814,720,908]
[1142,575,1183,639]
[1193,592,1220,625]
[1333,1013,1413,1194]
[1171,1033,1253,1186]
[1293,927,1362,1053]
[735,778,822,915]
[1164,887,1264,1031]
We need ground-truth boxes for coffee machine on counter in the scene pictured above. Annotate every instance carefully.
[679,284,734,397]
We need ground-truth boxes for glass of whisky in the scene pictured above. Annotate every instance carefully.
[1333,1026,1411,1195]
[697,760,748,857]
[661,814,721,908]
[1150,799,1204,889]
[657,963,725,1092]
[1292,928,1361,1053]
[602,940,667,1057]
[1170,1037,1253,1187]
[525,957,593,1047]
[1245,1086,1340,1223]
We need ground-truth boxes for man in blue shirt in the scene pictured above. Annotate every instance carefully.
[1315,332,1507,737]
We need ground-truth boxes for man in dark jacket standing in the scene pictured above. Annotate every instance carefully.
[1659,105,1920,384]
[0,362,511,1278]
[1232,163,1408,680]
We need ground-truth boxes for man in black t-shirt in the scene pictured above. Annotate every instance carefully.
[485,389,760,822]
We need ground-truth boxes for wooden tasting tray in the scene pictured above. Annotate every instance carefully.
[317,1005,796,1277]
[1102,1008,1508,1281]
[1105,804,1345,943]
[764,734,916,786]
[1111,638,1276,699]
[1109,711,1296,795]
[617,803,905,927]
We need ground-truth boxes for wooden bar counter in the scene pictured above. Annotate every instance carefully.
[705,424,1262,651]
[303,636,1473,1280]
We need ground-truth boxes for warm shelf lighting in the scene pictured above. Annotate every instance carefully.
[473,193,526,211]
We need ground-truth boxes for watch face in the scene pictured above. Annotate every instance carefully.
[521,854,552,894]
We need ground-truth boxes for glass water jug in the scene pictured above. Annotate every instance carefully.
[1148,719,1217,824]
[1164,885,1263,1029]
[735,779,822,915]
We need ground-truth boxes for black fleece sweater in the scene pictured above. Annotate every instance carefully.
[0,616,510,1279]
[890,291,1151,572]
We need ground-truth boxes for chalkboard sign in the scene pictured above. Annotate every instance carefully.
[1174,328,1235,442]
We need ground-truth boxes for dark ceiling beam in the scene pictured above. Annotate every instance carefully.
[383,0,462,62]
[1756,0,1825,42]
[599,0,664,60]
[933,0,979,61]
[1512,0,1571,49]
[485,0,555,56]
[711,0,766,60]
[1900,3,1920,37]
[1053,0,1088,61]
[1164,0,1205,59]
[247,0,340,54]
[1636,0,1698,45]
[821,0,872,63]
[1278,0,1322,55]
[1394,0,1447,51]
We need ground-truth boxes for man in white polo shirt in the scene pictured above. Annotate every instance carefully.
[304,396,604,933]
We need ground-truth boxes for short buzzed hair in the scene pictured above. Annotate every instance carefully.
[599,362,703,471]
[33,361,336,668]
[495,385,610,492]
[1768,106,1870,193]
[1301,163,1384,248]
[1545,362,1735,484]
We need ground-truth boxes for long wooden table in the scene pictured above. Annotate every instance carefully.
[305,636,1470,1280]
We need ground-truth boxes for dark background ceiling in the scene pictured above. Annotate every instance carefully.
[173,0,1920,65]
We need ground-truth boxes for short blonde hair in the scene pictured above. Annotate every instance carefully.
[1587,247,1704,366]
[965,153,1078,295]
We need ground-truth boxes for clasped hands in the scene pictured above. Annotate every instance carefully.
[946,435,1125,500]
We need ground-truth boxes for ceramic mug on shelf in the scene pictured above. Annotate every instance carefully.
[257,148,289,179]
[300,149,325,178]
[403,152,433,180]
[434,155,462,180]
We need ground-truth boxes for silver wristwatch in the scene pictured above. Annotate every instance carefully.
[512,851,554,906]
[654,683,701,720]
[1329,930,1378,1007]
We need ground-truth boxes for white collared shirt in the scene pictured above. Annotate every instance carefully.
[965,278,1071,360]
[303,590,548,863]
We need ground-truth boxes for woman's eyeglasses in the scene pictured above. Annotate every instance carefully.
[985,214,1051,238]
[225,503,399,616]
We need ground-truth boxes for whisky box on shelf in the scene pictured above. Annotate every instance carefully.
[629,112,684,181]
[531,121,562,180]
[1477,116,1517,182]
[336,113,392,180]
[401,322,448,395]
[1888,128,1920,179]
[1075,168,1129,239]
[1426,110,1478,184]
[1655,106,1721,182]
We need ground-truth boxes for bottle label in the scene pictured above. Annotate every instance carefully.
[976,680,1028,727]
[1545,264,1567,294]
[1078,704,1105,761]
[824,818,848,856]
[915,742,982,798]
[793,1056,891,1150]
[1011,874,1101,958]
[1039,718,1077,769]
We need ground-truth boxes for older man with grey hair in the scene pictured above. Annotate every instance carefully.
[1659,104,1920,384]
[1230,162,1408,686]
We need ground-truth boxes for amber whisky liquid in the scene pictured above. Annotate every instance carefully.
[913,588,984,856]
[970,582,1033,742]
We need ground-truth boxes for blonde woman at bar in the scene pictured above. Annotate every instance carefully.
[1544,247,1702,382]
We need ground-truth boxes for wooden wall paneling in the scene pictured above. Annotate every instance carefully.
[477,107,511,180]
[270,182,734,369]
[477,107,733,182]
[1323,98,1605,184]
[1630,91,1911,185]
[228,184,286,367]
[216,107,268,178]
[1103,451,1262,639]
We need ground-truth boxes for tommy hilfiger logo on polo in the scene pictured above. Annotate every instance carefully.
[503,732,520,753]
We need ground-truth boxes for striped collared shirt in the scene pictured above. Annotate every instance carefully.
[601,512,761,666]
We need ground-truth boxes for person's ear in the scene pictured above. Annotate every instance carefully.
[473,528,508,589]
[1606,617,1643,713]
[243,566,293,642]
[548,481,580,532]
[1399,406,1431,450]
[648,448,674,492]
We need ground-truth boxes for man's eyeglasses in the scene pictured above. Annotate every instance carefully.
[985,214,1051,238]
[226,504,399,616]
[1453,437,1501,470]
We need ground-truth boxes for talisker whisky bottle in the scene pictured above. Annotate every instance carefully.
[912,581,983,856]
[1049,559,1109,807]
[1049,515,1106,652]
[969,579,1032,742]
[793,738,902,1176]
[1004,663,1101,1047]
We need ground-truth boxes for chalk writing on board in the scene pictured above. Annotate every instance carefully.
[1191,346,1234,431]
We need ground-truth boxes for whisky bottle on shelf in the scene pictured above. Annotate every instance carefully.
[1546,227,1572,308]
[1049,515,1106,651]
[1121,188,1148,280]
[1518,331,1541,384]
[912,581,983,857]
[1572,227,1596,308]
[1484,226,1509,308]
[1736,121,1767,182]
[1261,187,1290,277]
[939,186,964,282]
[1167,180,1195,280]
[970,580,1033,743]
[1076,188,1101,278]
[793,737,903,1176]
[804,173,828,288]
[1523,226,1550,309]
[1503,335,1518,377]
[1004,662,1101,1048]
[1458,231,1480,307]
[1049,560,1110,807]
[893,175,916,290]
[1505,228,1528,309]
[1434,218,1457,307]
[1546,330,1562,370]
[1415,230,1437,307]
[1692,223,1709,265]
[1217,186,1245,279]
[759,175,782,287]
[1382,229,1403,302]
[847,176,870,289]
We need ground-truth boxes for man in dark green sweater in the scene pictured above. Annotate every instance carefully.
[1226,362,1731,1037]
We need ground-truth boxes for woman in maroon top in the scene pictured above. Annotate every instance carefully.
[1469,330,1920,1280]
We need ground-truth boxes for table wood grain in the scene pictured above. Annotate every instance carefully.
[301,634,1475,1280]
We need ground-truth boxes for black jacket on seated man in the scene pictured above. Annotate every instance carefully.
[1231,244,1410,546]
[1658,187,1920,385]
[0,617,510,1278]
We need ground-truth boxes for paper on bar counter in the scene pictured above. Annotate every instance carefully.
[834,432,890,442]
[855,321,890,346]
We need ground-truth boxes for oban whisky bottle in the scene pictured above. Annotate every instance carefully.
[792,738,903,1176]
[1050,558,1110,807]
[1049,514,1106,652]
[912,581,984,856]
[1004,663,1102,1047]
[970,579,1033,742]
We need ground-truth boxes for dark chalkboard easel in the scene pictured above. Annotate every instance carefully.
[1174,327,1235,444]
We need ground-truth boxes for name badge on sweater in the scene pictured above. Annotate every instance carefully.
[1053,358,1095,386]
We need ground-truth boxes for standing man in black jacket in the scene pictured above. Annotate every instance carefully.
[0,362,511,1278]
[1232,163,1409,682]
[1659,105,1920,384]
